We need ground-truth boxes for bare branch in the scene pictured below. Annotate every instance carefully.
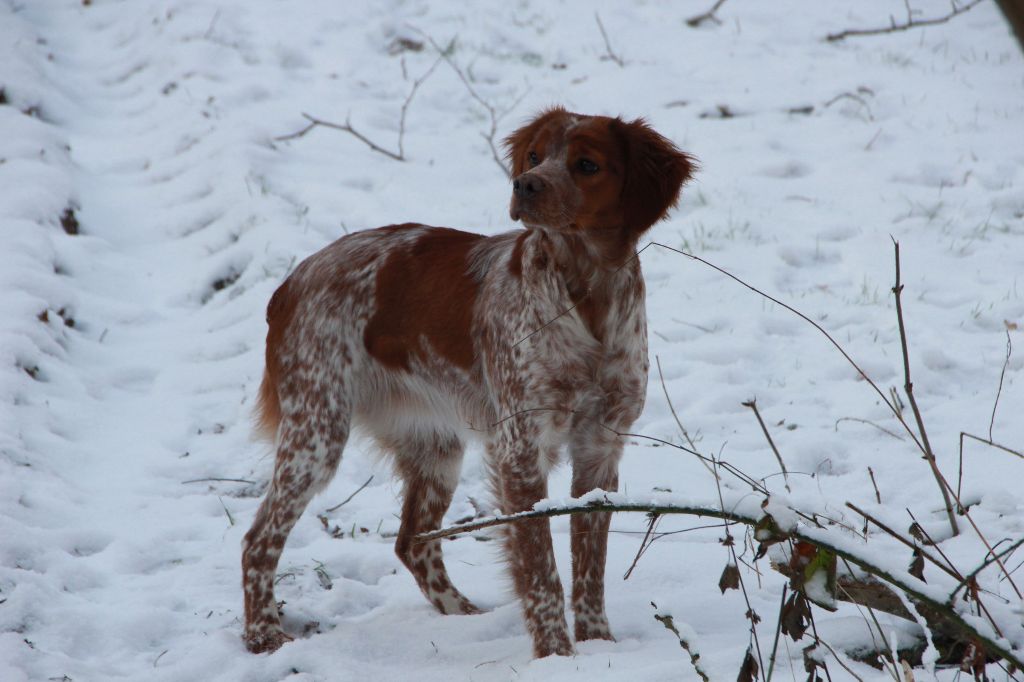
[413,30,522,178]
[962,432,1024,461]
[845,502,961,581]
[623,514,659,580]
[594,13,625,67]
[958,431,1024,514]
[989,330,1012,441]
[276,113,405,161]
[891,239,959,537]
[275,56,440,160]
[826,0,986,41]
[686,0,729,27]
[182,477,257,485]
[397,56,443,159]
[867,467,882,504]
[324,475,374,513]
[742,398,790,492]
[648,241,926,455]
[834,417,905,441]
[948,537,1024,606]
[655,355,718,480]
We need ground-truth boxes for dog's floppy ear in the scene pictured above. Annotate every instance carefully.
[503,106,567,177]
[613,117,695,237]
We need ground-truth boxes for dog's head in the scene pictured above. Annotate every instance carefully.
[504,107,694,245]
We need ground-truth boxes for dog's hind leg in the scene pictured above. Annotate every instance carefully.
[242,393,351,653]
[393,431,480,615]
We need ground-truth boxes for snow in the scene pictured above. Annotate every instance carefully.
[1,0,1023,680]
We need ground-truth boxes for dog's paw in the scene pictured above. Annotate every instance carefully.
[244,627,293,654]
[574,616,614,643]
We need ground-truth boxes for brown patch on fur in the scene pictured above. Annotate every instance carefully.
[364,227,484,371]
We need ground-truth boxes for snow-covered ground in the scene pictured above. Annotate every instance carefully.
[1,1,1022,680]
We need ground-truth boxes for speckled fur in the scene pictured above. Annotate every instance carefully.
[241,109,693,658]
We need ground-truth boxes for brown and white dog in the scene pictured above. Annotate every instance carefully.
[241,107,694,657]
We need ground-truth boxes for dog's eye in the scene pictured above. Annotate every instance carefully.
[528,151,540,167]
[577,158,599,175]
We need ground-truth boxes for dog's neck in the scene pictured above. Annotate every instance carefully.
[527,227,644,343]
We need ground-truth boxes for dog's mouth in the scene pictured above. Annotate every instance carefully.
[510,197,569,229]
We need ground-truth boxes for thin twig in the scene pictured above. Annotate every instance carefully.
[834,417,904,441]
[834,562,901,681]
[275,56,439,160]
[397,55,443,159]
[867,467,881,504]
[413,29,523,178]
[931,464,1024,601]
[958,432,1024,510]
[276,113,405,160]
[686,0,729,27]
[655,355,718,479]
[826,0,986,41]
[962,432,1024,460]
[710,449,766,678]
[806,610,834,682]
[905,508,963,578]
[845,502,959,581]
[594,13,625,67]
[766,584,787,681]
[811,638,866,682]
[649,241,925,454]
[623,514,659,580]
[182,477,257,485]
[891,239,959,538]
[324,475,375,513]
[948,537,1024,606]
[742,399,790,492]
[905,507,1008,640]
[219,496,235,527]
[488,404,769,495]
[989,330,1012,441]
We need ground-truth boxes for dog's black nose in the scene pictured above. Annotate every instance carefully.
[512,175,546,198]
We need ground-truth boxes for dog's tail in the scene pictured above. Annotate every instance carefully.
[253,278,296,442]
[253,370,281,442]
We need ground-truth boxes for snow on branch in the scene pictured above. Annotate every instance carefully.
[417,492,1024,669]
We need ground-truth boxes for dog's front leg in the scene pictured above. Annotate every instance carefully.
[568,421,623,642]
[490,426,573,658]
